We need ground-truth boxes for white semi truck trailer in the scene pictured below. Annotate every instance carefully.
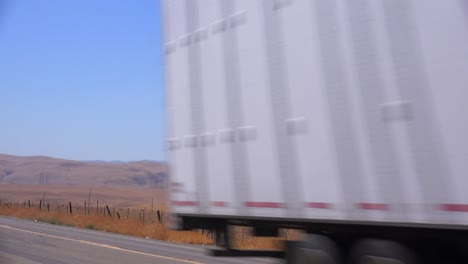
[162,0,468,263]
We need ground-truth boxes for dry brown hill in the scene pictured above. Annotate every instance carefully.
[0,154,167,188]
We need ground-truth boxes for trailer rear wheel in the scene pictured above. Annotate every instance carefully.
[287,234,342,264]
[348,239,419,264]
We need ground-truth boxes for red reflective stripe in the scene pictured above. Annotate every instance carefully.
[245,202,284,208]
[171,201,198,206]
[439,204,468,212]
[357,203,389,210]
[211,201,227,207]
[304,202,332,209]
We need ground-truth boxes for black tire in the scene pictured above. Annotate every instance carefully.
[348,239,419,264]
[286,234,343,264]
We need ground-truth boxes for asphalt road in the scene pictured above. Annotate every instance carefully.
[0,216,280,264]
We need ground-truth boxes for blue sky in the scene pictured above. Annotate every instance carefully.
[0,0,165,161]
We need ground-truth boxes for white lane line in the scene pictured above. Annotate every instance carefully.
[0,224,204,264]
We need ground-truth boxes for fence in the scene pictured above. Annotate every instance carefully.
[0,198,297,248]
[0,199,165,225]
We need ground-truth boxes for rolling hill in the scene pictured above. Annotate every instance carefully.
[0,154,168,188]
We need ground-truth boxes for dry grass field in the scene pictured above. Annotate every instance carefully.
[0,154,298,249]
[0,205,212,245]
[0,203,294,249]
[0,184,166,208]
[0,184,297,249]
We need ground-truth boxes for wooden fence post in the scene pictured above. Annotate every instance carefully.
[157,210,162,224]
[105,205,112,217]
[69,202,73,215]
